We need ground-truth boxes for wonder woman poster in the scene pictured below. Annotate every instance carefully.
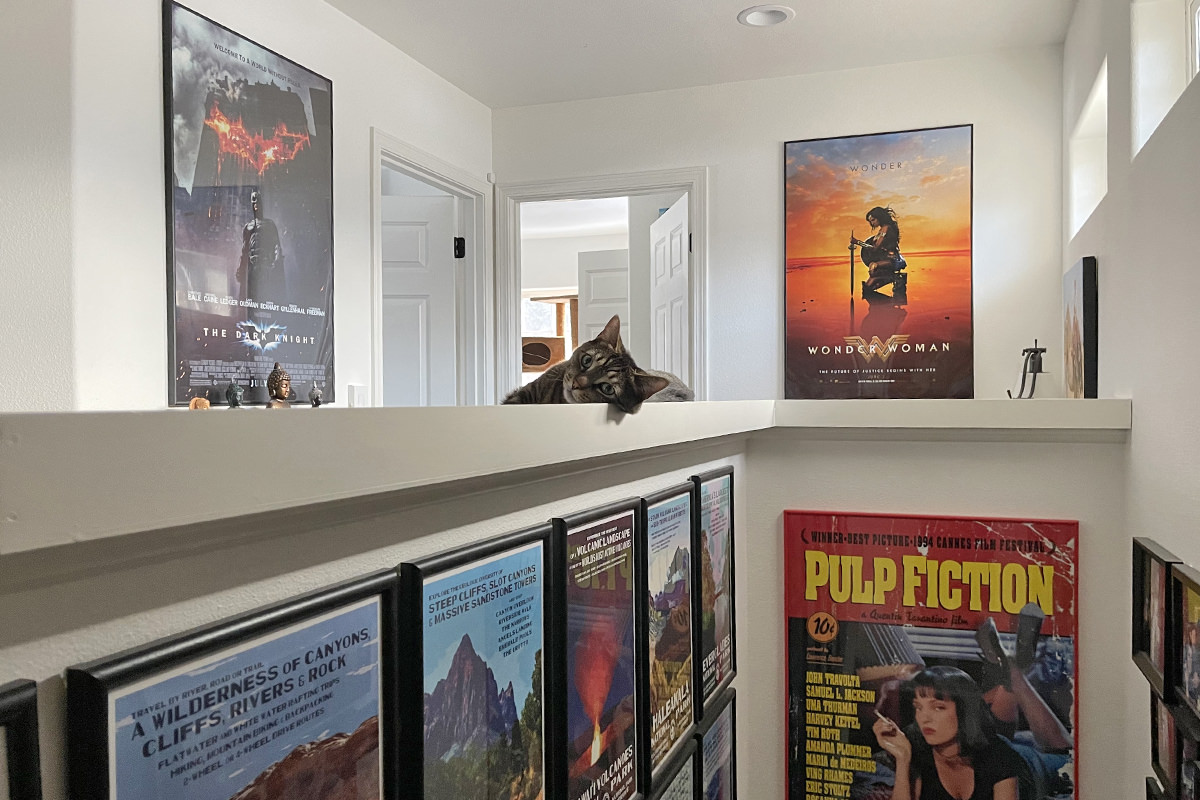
[166,2,334,405]
[784,512,1078,800]
[784,126,973,398]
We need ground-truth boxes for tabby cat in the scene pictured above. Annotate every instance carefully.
[503,315,693,410]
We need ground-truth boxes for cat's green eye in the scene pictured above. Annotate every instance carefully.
[599,383,614,396]
[581,354,593,368]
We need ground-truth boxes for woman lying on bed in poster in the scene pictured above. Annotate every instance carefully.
[873,666,1025,800]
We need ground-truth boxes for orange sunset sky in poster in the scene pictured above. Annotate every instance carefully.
[784,125,973,399]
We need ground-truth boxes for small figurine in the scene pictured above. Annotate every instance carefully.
[266,362,291,409]
[188,397,211,410]
[308,382,323,408]
[225,378,245,408]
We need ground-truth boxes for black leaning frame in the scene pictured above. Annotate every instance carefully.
[1154,691,1181,796]
[66,571,399,800]
[691,466,737,717]
[692,686,737,800]
[646,739,696,800]
[397,524,556,800]
[1135,537,1183,695]
[553,498,647,800]
[162,0,336,406]
[1174,563,1200,726]
[1147,775,1165,800]
[640,483,699,786]
[0,680,42,800]
[1066,255,1099,398]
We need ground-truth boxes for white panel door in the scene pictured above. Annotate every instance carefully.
[381,195,457,406]
[649,193,689,384]
[577,249,630,344]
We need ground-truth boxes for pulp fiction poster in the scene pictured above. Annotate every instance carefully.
[784,512,1078,800]
[166,2,334,405]
[784,126,973,398]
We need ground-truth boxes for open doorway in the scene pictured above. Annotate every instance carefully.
[371,129,493,406]
[497,168,707,401]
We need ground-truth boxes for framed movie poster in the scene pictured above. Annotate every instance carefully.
[646,740,695,800]
[640,485,696,777]
[1134,538,1182,694]
[1063,256,1098,399]
[66,572,397,800]
[1181,736,1199,800]
[1153,693,1179,795]
[695,687,736,800]
[1173,564,1200,719]
[398,526,552,800]
[0,680,41,800]
[165,2,335,406]
[554,501,644,800]
[693,468,735,713]
[784,125,973,399]
[784,512,1079,800]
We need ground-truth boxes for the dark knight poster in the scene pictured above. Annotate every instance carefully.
[784,126,973,399]
[166,3,334,405]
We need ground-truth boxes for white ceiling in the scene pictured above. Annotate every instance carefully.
[325,0,1076,109]
[520,197,629,239]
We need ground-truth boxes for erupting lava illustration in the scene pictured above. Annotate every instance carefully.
[204,104,310,175]
[574,616,620,767]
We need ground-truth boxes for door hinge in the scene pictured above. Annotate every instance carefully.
[453,237,466,259]
[688,233,692,253]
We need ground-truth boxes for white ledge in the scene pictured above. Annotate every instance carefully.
[0,398,1130,555]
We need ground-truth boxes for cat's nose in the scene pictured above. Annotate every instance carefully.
[573,376,589,389]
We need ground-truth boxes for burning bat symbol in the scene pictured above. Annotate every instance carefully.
[204,104,310,175]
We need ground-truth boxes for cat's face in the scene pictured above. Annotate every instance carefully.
[560,316,668,411]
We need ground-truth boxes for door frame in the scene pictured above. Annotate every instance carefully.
[371,128,494,405]
[496,166,709,400]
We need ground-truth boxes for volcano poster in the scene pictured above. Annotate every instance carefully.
[421,541,544,800]
[165,3,334,405]
[784,125,973,399]
[645,491,694,769]
[107,597,381,800]
[566,510,639,800]
[697,471,734,705]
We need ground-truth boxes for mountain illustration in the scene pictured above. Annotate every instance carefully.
[425,634,521,761]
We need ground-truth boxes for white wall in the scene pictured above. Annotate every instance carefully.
[494,47,1065,400]
[1065,2,1200,794]
[0,444,744,800]
[745,435,1127,800]
[521,232,628,291]
[0,0,75,412]
[1,0,493,411]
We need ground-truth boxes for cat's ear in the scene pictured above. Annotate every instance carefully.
[631,371,670,404]
[596,314,625,352]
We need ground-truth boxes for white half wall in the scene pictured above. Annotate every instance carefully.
[0,0,493,411]
[494,47,1065,400]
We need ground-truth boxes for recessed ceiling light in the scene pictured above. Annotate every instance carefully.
[737,4,795,27]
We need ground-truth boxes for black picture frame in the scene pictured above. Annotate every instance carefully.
[693,686,736,800]
[646,739,696,800]
[691,467,736,717]
[0,680,42,800]
[1154,692,1181,796]
[397,524,555,800]
[163,1,336,406]
[1148,775,1165,800]
[553,499,646,800]
[66,571,398,800]
[1173,563,1200,723]
[640,484,698,783]
[782,124,975,400]
[1063,255,1098,398]
[1179,734,1199,800]
[1135,538,1183,694]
